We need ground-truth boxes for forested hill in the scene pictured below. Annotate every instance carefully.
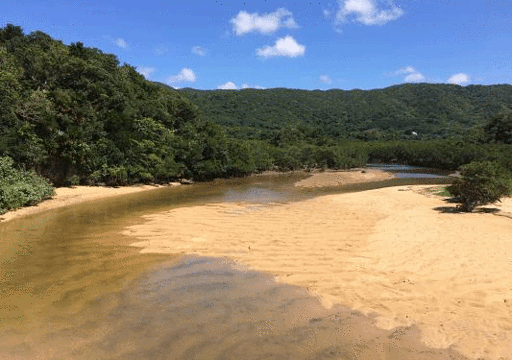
[176,84,512,142]
[0,24,258,187]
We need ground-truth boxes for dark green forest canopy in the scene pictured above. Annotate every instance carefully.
[0,24,253,186]
[176,84,512,143]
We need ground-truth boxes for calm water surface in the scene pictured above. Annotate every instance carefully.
[0,167,469,359]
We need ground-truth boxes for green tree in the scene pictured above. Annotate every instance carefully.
[447,161,512,212]
[0,155,55,214]
[484,107,512,144]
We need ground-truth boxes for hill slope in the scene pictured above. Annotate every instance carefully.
[0,24,254,186]
[177,84,512,142]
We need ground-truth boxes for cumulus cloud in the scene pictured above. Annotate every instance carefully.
[136,66,156,79]
[447,73,470,85]
[256,35,305,59]
[320,75,333,84]
[335,0,403,26]
[218,82,266,90]
[217,81,238,90]
[115,38,128,49]
[404,72,426,82]
[167,68,197,85]
[230,7,299,36]
[392,66,425,83]
[192,46,206,56]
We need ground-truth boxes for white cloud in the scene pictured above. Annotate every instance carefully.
[230,7,299,36]
[394,66,416,75]
[392,66,425,83]
[167,68,197,84]
[136,66,156,79]
[115,38,128,49]
[335,0,403,26]
[323,9,332,18]
[256,35,306,58]
[217,81,238,90]
[447,73,470,85]
[192,46,206,56]
[219,82,266,90]
[320,75,332,84]
[404,72,425,82]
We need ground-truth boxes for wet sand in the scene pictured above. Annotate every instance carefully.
[0,183,180,223]
[122,179,512,359]
[0,255,471,360]
[294,168,395,188]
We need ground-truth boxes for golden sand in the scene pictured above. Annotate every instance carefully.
[3,169,512,359]
[121,173,512,360]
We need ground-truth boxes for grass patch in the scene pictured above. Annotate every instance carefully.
[432,186,453,197]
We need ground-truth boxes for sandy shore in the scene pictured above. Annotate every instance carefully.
[122,179,512,360]
[0,183,181,223]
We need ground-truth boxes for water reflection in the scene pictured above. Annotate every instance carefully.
[366,163,453,179]
[0,255,470,359]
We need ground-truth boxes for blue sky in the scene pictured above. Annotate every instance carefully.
[1,0,511,90]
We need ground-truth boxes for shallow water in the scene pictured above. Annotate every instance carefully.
[0,167,469,359]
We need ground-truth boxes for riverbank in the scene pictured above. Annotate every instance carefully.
[122,182,512,360]
[0,168,394,224]
[0,182,181,223]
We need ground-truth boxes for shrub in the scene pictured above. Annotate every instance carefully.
[0,156,55,214]
[447,161,512,212]
[67,174,80,186]
[107,166,128,186]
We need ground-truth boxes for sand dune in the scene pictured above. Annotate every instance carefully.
[123,182,512,360]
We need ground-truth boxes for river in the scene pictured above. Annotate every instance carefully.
[0,166,471,359]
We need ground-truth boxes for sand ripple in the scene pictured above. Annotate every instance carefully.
[122,185,512,360]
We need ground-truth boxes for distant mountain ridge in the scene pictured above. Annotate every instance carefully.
[174,83,512,141]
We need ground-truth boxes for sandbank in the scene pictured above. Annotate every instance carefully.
[294,168,395,187]
[123,181,512,360]
[0,183,180,223]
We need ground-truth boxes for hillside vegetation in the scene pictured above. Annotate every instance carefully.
[0,24,259,189]
[173,83,512,172]
[1,24,512,213]
[176,84,512,143]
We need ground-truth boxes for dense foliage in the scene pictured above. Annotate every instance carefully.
[447,161,512,212]
[173,81,512,174]
[0,156,55,214]
[176,84,512,143]
[0,24,258,187]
